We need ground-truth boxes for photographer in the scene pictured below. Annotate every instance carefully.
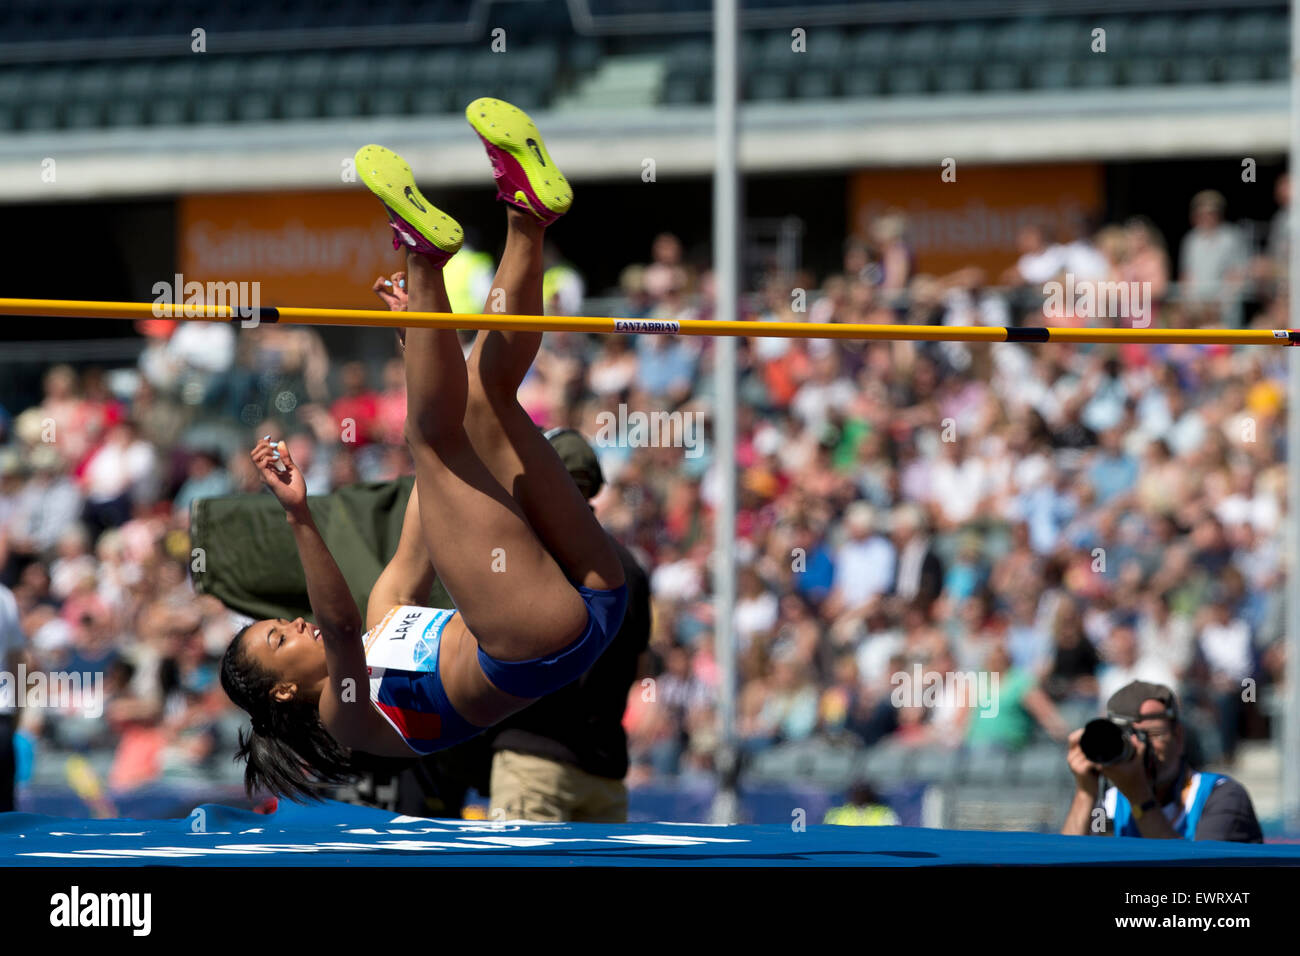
[1061,681,1262,842]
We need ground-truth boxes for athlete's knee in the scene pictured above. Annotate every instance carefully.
[469,333,541,396]
[404,411,462,453]
[463,371,529,450]
[466,351,521,406]
[463,370,497,416]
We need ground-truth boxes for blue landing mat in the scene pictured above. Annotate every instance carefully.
[3,800,1300,866]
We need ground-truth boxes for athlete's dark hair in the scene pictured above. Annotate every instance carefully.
[220,622,357,802]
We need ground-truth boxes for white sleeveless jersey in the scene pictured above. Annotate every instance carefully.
[363,605,461,750]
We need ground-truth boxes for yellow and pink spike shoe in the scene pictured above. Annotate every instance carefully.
[465,97,572,226]
[354,144,464,263]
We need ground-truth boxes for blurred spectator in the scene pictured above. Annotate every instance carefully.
[286,431,331,494]
[1262,172,1290,287]
[1058,211,1109,281]
[746,651,819,752]
[330,361,380,447]
[588,336,638,399]
[543,245,585,316]
[647,643,712,774]
[139,319,236,403]
[643,233,687,301]
[1195,593,1254,762]
[1043,601,1100,705]
[1120,216,1170,326]
[966,643,1069,752]
[823,779,900,826]
[172,449,234,518]
[1179,190,1248,323]
[889,504,943,612]
[1136,592,1194,692]
[374,358,408,446]
[80,420,157,539]
[870,211,913,299]
[826,502,895,619]
[5,445,82,567]
[1097,624,1178,705]
[1086,427,1138,505]
[735,566,778,650]
[636,335,698,404]
[1000,220,1063,286]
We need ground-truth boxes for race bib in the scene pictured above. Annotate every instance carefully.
[364,605,456,674]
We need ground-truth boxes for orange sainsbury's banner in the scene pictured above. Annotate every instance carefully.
[178,191,401,310]
[848,163,1104,277]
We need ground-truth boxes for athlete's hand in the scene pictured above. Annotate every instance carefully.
[372,272,408,312]
[251,436,308,516]
[1065,728,1102,799]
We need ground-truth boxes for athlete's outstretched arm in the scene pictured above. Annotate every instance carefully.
[249,434,368,716]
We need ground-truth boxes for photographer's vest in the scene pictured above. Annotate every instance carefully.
[1105,771,1224,839]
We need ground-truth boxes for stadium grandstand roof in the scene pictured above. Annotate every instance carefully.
[0,0,1288,200]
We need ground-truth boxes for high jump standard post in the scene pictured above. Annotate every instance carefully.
[1283,0,1299,834]
[710,0,741,827]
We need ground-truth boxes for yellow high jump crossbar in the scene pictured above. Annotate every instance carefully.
[1,297,1297,346]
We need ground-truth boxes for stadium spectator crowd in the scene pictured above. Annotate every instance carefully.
[0,181,1291,799]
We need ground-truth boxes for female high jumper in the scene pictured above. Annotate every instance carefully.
[220,98,627,800]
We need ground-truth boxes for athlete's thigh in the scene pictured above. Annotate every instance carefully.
[406,439,585,660]
[463,389,624,593]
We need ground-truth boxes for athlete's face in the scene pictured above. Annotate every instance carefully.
[242,617,329,703]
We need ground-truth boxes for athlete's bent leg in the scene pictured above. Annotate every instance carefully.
[352,143,588,663]
[459,103,623,595]
[401,252,587,663]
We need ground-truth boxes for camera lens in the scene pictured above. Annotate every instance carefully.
[1080,718,1128,765]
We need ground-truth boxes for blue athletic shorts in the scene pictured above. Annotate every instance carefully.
[476,582,629,698]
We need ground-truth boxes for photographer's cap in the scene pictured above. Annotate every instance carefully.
[544,427,604,500]
[1107,680,1179,722]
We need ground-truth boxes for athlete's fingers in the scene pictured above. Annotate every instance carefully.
[374,277,404,311]
[252,436,290,474]
[255,455,287,482]
[386,272,409,312]
[253,454,281,482]
[272,439,294,472]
